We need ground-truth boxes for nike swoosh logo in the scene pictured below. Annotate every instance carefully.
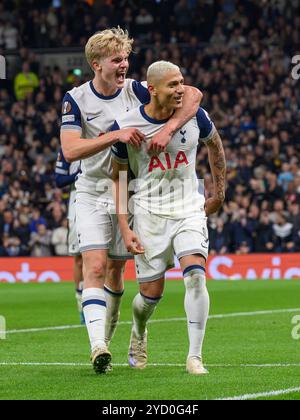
[89,319,102,324]
[201,241,209,248]
[87,115,101,121]
[189,321,201,324]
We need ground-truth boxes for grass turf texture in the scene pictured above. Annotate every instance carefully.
[0,280,300,400]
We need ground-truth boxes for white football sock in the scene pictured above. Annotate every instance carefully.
[104,285,124,346]
[183,266,209,358]
[82,288,106,352]
[132,292,161,339]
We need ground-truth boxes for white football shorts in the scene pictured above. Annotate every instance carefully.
[133,212,209,282]
[76,191,133,260]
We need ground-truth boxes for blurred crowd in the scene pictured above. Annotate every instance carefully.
[1,1,299,49]
[0,0,300,256]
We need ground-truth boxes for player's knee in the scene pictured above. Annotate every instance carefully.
[140,280,164,300]
[107,260,125,280]
[140,291,163,305]
[183,265,206,293]
[85,262,106,282]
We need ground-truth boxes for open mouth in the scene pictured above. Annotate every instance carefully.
[175,96,183,104]
[116,72,126,84]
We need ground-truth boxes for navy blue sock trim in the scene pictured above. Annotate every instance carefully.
[104,286,124,297]
[76,288,83,294]
[82,299,106,308]
[140,292,162,303]
[183,265,206,277]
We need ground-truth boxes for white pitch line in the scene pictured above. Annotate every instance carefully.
[5,307,300,335]
[217,386,300,400]
[209,363,300,368]
[1,362,300,368]
[0,362,91,367]
[6,325,84,334]
[1,361,299,400]
[209,308,300,319]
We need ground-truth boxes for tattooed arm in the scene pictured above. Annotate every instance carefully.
[205,131,226,216]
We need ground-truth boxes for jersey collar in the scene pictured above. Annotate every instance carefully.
[139,105,172,124]
[89,81,122,100]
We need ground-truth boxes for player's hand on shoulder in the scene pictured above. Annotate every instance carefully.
[118,128,145,148]
[123,229,145,255]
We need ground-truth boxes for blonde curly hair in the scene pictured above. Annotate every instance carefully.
[85,27,133,70]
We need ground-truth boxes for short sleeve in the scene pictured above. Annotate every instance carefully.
[60,93,82,132]
[109,121,129,164]
[132,80,150,104]
[55,148,80,188]
[55,148,70,176]
[196,108,216,142]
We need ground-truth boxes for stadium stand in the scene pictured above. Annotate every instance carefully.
[0,0,299,256]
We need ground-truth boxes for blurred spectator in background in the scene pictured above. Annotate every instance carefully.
[0,20,19,50]
[256,211,276,253]
[14,214,31,253]
[29,209,47,234]
[209,218,231,255]
[2,235,27,257]
[278,162,294,192]
[14,62,40,101]
[288,202,300,233]
[1,210,15,237]
[135,7,154,40]
[231,209,256,252]
[29,224,52,257]
[273,214,298,253]
[51,218,68,256]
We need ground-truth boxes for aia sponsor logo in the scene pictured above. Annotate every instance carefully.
[149,151,188,172]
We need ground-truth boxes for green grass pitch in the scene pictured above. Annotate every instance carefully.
[0,280,300,400]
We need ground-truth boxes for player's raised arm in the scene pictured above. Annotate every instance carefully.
[61,128,144,162]
[60,92,144,161]
[148,85,203,153]
[204,130,226,216]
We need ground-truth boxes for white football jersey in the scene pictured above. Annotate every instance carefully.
[60,79,149,202]
[55,148,81,220]
[68,190,76,220]
[111,106,216,219]
[68,160,81,220]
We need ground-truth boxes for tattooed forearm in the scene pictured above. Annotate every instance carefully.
[206,132,226,201]
[216,175,226,201]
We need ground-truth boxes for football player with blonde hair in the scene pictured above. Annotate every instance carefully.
[60,28,203,374]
